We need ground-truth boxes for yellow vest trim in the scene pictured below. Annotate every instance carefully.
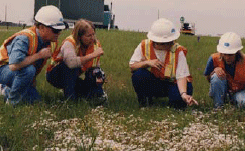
[144,40,180,79]
[92,43,99,67]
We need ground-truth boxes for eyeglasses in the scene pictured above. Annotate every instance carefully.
[48,26,62,34]
[154,41,174,46]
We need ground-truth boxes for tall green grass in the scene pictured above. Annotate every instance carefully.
[0,27,244,150]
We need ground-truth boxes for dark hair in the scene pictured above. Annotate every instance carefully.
[34,21,43,28]
[220,50,244,62]
[235,51,244,62]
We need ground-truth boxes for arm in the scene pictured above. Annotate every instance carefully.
[129,43,163,71]
[80,47,103,65]
[8,35,52,71]
[9,47,51,71]
[130,59,163,72]
[176,51,198,106]
[177,77,198,106]
[62,41,103,68]
[204,56,223,82]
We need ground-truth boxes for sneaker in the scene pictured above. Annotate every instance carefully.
[5,99,10,105]
[0,84,6,96]
[97,91,108,106]
[88,91,108,106]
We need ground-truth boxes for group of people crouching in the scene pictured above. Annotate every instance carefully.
[0,5,244,109]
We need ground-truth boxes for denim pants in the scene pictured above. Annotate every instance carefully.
[0,64,40,105]
[131,68,193,108]
[209,73,245,108]
[46,62,104,100]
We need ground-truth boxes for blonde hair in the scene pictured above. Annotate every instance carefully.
[72,19,96,50]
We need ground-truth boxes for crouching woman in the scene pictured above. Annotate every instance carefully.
[46,19,107,102]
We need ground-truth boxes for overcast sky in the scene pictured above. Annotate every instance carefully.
[1,0,245,37]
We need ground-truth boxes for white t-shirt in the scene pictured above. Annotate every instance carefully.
[129,43,190,79]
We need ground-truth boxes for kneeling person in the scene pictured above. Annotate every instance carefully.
[0,5,65,105]
[46,19,107,104]
[204,32,245,108]
[129,18,198,108]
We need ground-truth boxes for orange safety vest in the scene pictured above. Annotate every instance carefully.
[212,53,245,92]
[47,35,100,73]
[0,26,57,75]
[141,39,190,81]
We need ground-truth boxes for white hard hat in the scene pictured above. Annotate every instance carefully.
[217,32,243,54]
[35,5,65,30]
[147,18,180,43]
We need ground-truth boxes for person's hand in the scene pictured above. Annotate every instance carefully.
[214,67,226,80]
[38,47,52,59]
[93,47,104,58]
[181,93,199,106]
[147,59,164,70]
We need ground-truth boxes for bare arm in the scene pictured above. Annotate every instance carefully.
[130,59,164,72]
[177,77,198,106]
[130,60,150,71]
[9,47,52,71]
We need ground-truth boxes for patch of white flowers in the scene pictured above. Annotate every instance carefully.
[30,107,244,151]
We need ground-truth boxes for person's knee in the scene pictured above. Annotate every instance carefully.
[210,73,227,93]
[210,73,226,85]
[20,65,36,78]
[132,68,151,82]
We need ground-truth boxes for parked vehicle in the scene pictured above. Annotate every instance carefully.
[180,22,195,35]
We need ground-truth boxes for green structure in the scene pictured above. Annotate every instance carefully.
[34,0,116,29]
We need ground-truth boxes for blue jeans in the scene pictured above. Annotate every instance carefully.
[131,68,193,108]
[210,73,245,108]
[46,62,104,100]
[0,64,40,105]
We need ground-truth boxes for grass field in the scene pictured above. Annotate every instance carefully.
[0,26,244,150]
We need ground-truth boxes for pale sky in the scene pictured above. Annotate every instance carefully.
[1,0,245,37]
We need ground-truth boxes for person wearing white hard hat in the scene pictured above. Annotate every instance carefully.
[129,18,198,108]
[0,5,65,106]
[204,32,245,108]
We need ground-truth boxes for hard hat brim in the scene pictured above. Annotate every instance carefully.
[217,45,243,54]
[51,24,66,30]
[147,31,180,43]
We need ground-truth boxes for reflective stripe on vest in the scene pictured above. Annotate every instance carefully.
[22,28,37,55]
[47,35,100,73]
[212,53,245,92]
[0,27,38,67]
[92,43,99,67]
[143,39,179,79]
[67,35,100,70]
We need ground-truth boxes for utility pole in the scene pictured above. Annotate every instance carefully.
[5,4,7,22]
[158,9,159,19]
[5,4,8,30]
